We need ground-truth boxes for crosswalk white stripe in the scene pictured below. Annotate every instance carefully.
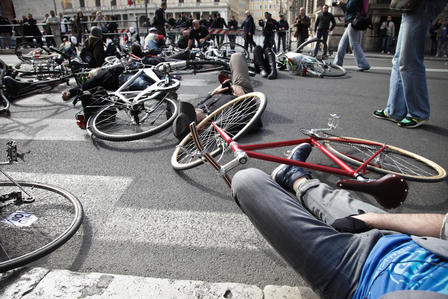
[343,65,448,72]
[2,172,269,251]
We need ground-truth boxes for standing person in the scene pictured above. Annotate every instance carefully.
[373,1,448,128]
[259,12,277,51]
[46,10,62,47]
[293,7,310,48]
[277,14,289,52]
[241,10,256,52]
[211,13,227,45]
[59,13,68,41]
[20,15,32,43]
[313,4,335,57]
[380,16,395,54]
[333,0,370,71]
[72,12,87,44]
[231,144,448,299]
[227,15,238,47]
[0,16,12,49]
[436,18,448,57]
[42,14,55,47]
[430,19,442,56]
[27,14,43,46]
[153,2,168,36]
[199,14,209,28]
[83,26,105,68]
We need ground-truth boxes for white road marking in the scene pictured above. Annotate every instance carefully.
[344,65,448,72]
[3,172,269,251]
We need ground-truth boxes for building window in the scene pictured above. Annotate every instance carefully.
[111,0,116,6]
[179,0,184,3]
[79,0,85,8]
[214,0,219,2]
[95,0,101,7]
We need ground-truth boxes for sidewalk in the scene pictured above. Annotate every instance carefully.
[0,267,319,299]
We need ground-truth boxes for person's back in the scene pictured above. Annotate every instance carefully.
[84,27,105,68]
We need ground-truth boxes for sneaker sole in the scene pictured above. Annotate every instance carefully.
[372,113,398,123]
[270,144,309,181]
[397,119,427,128]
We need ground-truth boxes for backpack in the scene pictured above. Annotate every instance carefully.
[351,0,373,31]
[80,44,93,64]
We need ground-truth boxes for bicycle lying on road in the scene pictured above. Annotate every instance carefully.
[0,141,84,272]
[182,114,446,209]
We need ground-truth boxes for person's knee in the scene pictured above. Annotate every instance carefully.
[232,168,268,206]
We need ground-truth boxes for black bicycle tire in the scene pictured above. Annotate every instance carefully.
[217,42,249,60]
[296,37,325,54]
[88,95,178,142]
[185,60,229,74]
[171,92,267,170]
[324,137,446,182]
[0,181,83,272]
[0,59,9,114]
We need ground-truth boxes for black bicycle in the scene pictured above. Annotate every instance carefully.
[0,141,84,272]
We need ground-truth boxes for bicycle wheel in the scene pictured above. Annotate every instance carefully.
[15,62,70,81]
[296,37,327,58]
[321,62,346,77]
[88,94,178,142]
[171,92,266,170]
[0,181,83,272]
[0,93,9,114]
[170,60,228,75]
[15,42,42,62]
[324,137,446,182]
[218,42,249,60]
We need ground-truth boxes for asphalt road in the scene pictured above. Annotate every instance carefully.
[1,54,447,288]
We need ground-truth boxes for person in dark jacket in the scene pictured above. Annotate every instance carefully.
[313,5,335,57]
[277,14,289,52]
[294,7,310,48]
[72,12,88,44]
[211,13,227,45]
[241,10,256,52]
[199,15,209,28]
[227,15,238,48]
[0,16,12,49]
[259,12,277,51]
[153,2,167,36]
[85,26,105,68]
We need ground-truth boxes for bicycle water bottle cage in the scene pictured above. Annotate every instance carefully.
[337,174,408,209]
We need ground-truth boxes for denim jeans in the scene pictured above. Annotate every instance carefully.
[381,35,391,53]
[333,24,370,70]
[277,33,287,52]
[315,29,328,56]
[232,168,385,299]
[385,0,448,121]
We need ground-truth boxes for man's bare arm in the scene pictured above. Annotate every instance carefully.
[353,213,445,238]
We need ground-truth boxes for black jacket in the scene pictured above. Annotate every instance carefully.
[212,17,227,29]
[153,8,166,26]
[228,20,238,30]
[241,15,255,35]
[277,19,289,35]
[314,12,336,32]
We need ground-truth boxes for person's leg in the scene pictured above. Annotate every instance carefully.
[347,24,370,70]
[232,168,383,299]
[395,12,431,121]
[385,35,391,53]
[321,30,328,56]
[229,52,253,92]
[333,26,349,66]
[314,30,322,56]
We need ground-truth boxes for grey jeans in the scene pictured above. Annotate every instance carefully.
[231,168,386,299]
[229,52,253,94]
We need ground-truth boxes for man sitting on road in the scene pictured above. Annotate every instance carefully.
[172,52,261,141]
[232,143,448,299]
[186,19,211,50]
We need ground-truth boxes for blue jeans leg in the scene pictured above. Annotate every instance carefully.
[333,26,350,66]
[347,24,370,69]
[385,13,431,120]
[315,30,328,56]
[232,168,384,299]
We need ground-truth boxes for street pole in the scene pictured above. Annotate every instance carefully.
[145,0,148,34]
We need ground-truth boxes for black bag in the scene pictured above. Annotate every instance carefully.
[390,0,419,12]
[351,13,372,31]
[80,45,93,64]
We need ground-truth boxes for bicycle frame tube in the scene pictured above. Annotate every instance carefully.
[211,122,360,178]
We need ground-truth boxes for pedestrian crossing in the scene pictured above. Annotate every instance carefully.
[0,72,300,288]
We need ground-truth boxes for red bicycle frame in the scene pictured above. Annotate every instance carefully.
[189,122,408,209]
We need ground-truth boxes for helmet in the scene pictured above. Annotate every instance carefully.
[129,26,135,33]
[70,35,78,45]
[90,26,102,37]
[149,27,158,32]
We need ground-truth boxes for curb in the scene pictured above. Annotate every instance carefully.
[0,267,319,299]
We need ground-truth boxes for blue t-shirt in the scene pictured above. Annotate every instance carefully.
[353,234,448,299]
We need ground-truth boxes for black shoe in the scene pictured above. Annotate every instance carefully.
[271,143,312,192]
[358,66,370,72]
[372,109,398,123]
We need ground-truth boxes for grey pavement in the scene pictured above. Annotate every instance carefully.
[0,52,447,298]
